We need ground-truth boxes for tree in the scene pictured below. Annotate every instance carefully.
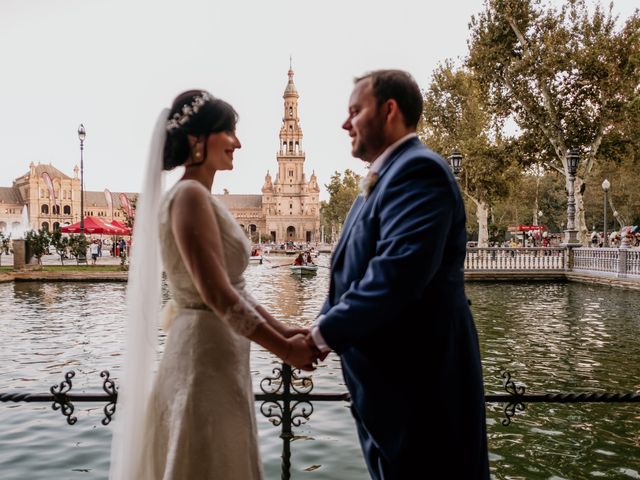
[421,62,517,246]
[25,228,50,265]
[121,195,138,229]
[468,0,640,243]
[68,234,89,265]
[50,230,70,265]
[0,233,10,266]
[320,169,362,243]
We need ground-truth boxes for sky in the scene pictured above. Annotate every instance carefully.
[1,0,637,200]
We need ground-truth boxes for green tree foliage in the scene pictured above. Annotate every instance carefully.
[421,62,518,245]
[25,228,50,265]
[491,167,567,237]
[121,195,138,229]
[320,169,362,243]
[50,230,70,265]
[68,234,89,265]
[467,0,640,242]
[582,153,640,231]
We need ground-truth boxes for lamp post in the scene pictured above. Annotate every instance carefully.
[602,178,610,247]
[449,149,462,180]
[78,124,86,236]
[563,148,581,246]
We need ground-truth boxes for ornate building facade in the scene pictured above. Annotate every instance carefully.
[0,66,320,243]
[0,162,135,235]
[215,65,321,243]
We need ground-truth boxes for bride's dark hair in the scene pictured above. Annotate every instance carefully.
[163,90,238,171]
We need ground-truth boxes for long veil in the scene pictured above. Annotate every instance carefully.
[109,109,168,480]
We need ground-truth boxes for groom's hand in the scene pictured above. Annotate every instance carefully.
[286,334,318,371]
[305,334,329,363]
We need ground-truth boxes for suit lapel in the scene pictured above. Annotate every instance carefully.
[330,137,419,271]
[331,194,366,269]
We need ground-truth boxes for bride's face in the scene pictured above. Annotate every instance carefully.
[206,130,242,171]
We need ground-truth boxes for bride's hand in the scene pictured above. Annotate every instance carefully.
[285,334,319,371]
[282,326,309,338]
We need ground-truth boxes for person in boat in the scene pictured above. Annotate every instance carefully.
[294,253,304,266]
[305,251,314,265]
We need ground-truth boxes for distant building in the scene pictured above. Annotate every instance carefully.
[0,162,135,235]
[0,66,320,243]
[214,64,320,243]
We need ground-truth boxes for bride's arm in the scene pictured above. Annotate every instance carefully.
[171,182,314,367]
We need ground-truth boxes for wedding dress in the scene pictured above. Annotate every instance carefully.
[137,179,263,479]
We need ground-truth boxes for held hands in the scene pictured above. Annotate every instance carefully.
[281,326,311,338]
[305,333,329,363]
[284,334,321,371]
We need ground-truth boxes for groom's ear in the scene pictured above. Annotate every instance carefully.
[382,99,403,126]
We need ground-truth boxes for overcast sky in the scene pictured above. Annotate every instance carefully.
[1,0,636,199]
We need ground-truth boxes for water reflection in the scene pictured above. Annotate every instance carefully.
[0,272,639,478]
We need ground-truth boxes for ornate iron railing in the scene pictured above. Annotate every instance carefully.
[1,367,639,479]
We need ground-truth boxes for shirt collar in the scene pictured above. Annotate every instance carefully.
[369,133,417,174]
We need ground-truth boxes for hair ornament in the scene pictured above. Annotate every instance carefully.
[166,92,212,132]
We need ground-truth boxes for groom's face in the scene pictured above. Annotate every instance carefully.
[342,79,386,163]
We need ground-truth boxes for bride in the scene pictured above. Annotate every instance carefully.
[109,90,319,479]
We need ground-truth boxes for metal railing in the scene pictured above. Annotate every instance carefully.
[1,366,639,479]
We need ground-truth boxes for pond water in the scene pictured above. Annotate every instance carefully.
[0,254,639,479]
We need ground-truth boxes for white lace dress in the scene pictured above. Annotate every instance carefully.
[138,180,265,479]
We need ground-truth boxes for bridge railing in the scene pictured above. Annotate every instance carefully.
[464,247,565,270]
[465,246,640,279]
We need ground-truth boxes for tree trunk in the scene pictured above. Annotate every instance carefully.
[476,200,489,248]
[574,177,588,245]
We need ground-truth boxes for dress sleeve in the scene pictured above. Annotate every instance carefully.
[237,286,260,309]
[222,295,265,337]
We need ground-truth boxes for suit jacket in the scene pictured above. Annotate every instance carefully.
[318,137,489,477]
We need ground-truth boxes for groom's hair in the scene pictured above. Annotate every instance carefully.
[355,70,422,129]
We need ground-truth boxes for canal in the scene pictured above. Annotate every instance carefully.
[0,254,638,479]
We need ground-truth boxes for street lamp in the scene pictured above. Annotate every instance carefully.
[563,148,581,245]
[602,178,610,247]
[78,124,86,235]
[449,149,462,180]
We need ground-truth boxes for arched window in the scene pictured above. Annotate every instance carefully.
[52,205,60,215]
[41,204,49,214]
[63,205,71,215]
[0,222,6,232]
[41,222,49,232]
[53,222,60,231]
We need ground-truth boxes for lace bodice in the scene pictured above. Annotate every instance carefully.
[158,180,263,335]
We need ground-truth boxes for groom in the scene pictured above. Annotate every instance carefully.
[310,70,490,479]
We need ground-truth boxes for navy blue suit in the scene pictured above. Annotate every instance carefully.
[318,137,489,479]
